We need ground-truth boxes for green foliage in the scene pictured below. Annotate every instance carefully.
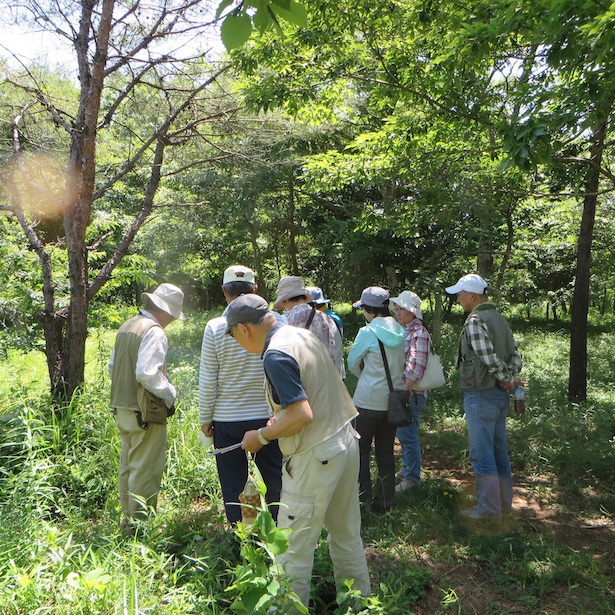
[226,510,307,614]
[1,311,615,612]
[217,0,308,50]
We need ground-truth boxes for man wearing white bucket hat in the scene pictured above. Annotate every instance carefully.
[445,273,523,520]
[109,283,185,533]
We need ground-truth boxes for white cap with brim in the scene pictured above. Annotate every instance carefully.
[274,276,313,310]
[142,283,186,320]
[223,265,256,285]
[390,290,423,320]
[445,274,488,295]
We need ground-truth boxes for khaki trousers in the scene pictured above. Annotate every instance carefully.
[115,407,167,520]
[277,423,371,610]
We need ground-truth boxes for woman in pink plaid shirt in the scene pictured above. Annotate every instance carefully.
[390,291,432,492]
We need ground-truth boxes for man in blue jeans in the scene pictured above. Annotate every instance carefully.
[446,274,523,520]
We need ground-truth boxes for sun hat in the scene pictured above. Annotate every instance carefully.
[306,286,329,306]
[390,291,423,320]
[223,265,256,285]
[274,276,313,310]
[225,294,271,333]
[352,286,390,309]
[445,274,489,295]
[141,283,186,320]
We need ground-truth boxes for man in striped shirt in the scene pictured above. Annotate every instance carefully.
[199,266,282,524]
[446,273,523,520]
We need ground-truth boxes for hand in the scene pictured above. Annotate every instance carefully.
[266,416,278,427]
[201,423,214,437]
[241,430,264,453]
[404,379,416,392]
[499,378,525,392]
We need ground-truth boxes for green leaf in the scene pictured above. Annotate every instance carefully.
[253,3,271,33]
[270,0,308,28]
[215,0,236,20]
[220,12,253,50]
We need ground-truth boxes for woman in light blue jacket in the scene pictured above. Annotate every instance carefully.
[347,286,405,513]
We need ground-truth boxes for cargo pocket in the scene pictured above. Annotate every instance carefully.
[313,440,346,465]
[278,491,315,528]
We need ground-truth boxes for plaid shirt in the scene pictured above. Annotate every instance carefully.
[463,313,522,382]
[402,319,431,393]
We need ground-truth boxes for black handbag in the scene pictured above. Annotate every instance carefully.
[378,340,413,428]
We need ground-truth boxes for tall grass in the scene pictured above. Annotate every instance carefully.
[1,307,614,613]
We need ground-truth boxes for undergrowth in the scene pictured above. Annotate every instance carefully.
[0,308,614,613]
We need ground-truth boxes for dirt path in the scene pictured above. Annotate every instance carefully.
[411,444,615,614]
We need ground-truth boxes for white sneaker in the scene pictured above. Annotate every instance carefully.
[395,479,416,493]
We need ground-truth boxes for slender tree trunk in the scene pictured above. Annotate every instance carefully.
[431,291,442,348]
[288,178,299,275]
[495,207,514,288]
[568,117,609,401]
[53,0,114,400]
[247,220,266,300]
[477,208,494,281]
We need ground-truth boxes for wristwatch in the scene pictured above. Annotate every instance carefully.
[257,427,270,445]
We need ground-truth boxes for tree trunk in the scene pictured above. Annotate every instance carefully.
[568,117,609,401]
[288,178,300,275]
[477,211,494,281]
[431,291,442,348]
[51,0,114,400]
[495,207,514,288]
[247,220,267,300]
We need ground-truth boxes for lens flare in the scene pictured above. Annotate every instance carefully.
[5,154,76,221]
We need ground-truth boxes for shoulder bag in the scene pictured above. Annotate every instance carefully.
[377,339,413,428]
[415,334,446,390]
[137,384,175,426]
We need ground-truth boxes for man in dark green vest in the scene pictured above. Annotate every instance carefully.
[446,274,523,520]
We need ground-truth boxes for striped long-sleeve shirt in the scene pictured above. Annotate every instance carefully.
[198,314,271,425]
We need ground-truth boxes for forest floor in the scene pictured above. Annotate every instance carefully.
[407,441,615,614]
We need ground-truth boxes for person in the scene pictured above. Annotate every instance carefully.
[347,286,405,513]
[274,276,345,378]
[109,283,185,532]
[390,291,431,492]
[445,273,523,519]
[198,265,282,524]
[306,286,344,336]
[230,294,371,611]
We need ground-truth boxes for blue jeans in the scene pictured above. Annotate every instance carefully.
[463,387,512,516]
[396,393,427,485]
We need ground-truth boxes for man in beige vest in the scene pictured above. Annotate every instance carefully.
[228,294,371,612]
[109,283,185,533]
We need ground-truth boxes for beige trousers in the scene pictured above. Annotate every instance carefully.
[115,407,167,520]
[277,423,371,610]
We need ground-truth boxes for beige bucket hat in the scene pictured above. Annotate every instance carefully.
[141,283,186,320]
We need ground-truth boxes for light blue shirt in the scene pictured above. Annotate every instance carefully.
[347,316,405,411]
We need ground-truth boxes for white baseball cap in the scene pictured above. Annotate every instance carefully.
[445,274,489,295]
[223,265,256,285]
